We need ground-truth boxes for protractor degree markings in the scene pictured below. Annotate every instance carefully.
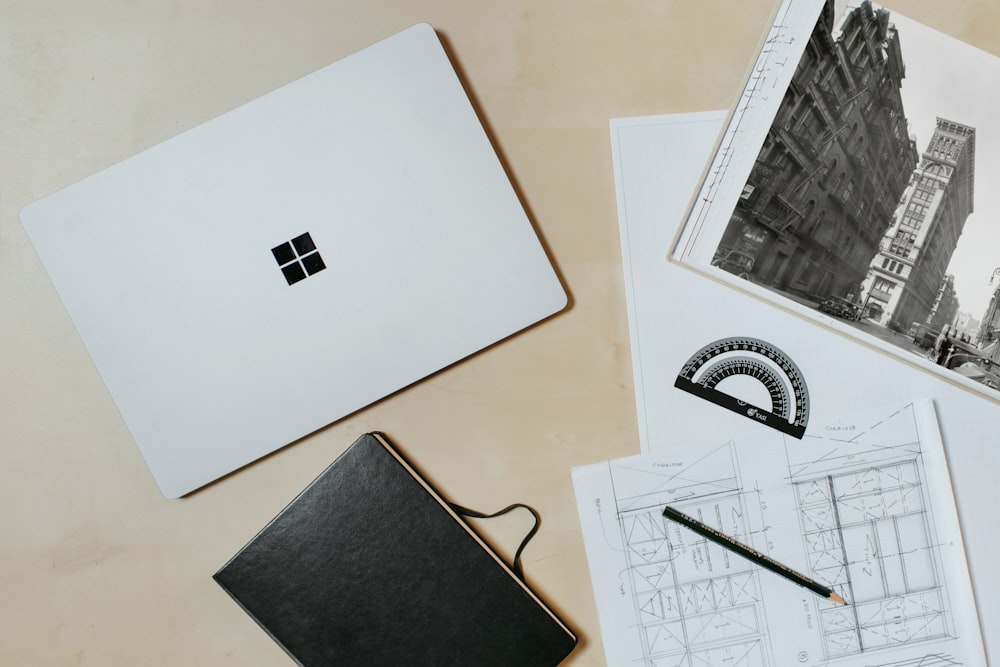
[699,358,790,418]
[674,337,809,439]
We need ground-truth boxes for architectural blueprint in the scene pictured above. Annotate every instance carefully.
[572,401,987,666]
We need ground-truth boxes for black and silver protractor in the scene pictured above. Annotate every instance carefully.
[674,337,809,438]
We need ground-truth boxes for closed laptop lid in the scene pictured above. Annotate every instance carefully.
[20,23,567,498]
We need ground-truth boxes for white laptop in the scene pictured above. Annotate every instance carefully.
[21,23,567,498]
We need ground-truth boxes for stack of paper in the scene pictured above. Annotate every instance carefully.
[577,0,1000,663]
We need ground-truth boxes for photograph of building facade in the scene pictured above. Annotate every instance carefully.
[926,273,959,335]
[978,285,1000,347]
[713,1,918,302]
[861,118,976,332]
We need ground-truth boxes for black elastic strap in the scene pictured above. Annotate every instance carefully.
[450,502,540,581]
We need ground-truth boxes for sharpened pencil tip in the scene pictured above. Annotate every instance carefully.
[829,591,847,605]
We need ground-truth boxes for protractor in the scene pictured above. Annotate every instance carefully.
[674,337,809,438]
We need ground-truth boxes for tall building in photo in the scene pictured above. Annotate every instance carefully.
[715,0,918,300]
[979,284,1000,349]
[925,274,959,335]
[862,118,976,331]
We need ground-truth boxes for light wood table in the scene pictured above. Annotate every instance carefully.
[3,1,998,663]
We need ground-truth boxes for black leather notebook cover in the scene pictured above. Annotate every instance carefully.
[214,432,577,666]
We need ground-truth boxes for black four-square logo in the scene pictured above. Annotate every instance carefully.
[271,232,326,285]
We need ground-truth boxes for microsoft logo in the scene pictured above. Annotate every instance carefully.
[271,232,326,285]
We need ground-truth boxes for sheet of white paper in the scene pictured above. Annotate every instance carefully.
[609,110,998,663]
[573,400,986,665]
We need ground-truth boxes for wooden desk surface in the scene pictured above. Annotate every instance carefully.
[3,1,997,663]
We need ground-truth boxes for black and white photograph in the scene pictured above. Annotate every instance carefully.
[699,0,1000,394]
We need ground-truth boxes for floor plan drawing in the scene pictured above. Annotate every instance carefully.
[616,442,772,665]
[572,401,987,667]
[873,655,960,666]
[791,453,951,658]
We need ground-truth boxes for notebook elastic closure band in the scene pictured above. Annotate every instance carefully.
[449,502,541,581]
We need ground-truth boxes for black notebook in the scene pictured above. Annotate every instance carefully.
[214,432,577,666]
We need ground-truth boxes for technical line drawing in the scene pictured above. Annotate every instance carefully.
[612,442,774,666]
[864,653,960,666]
[572,401,985,667]
[787,405,955,659]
